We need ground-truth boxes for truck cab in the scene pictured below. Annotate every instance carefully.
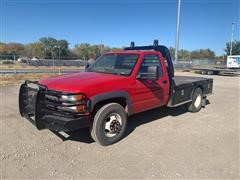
[19,41,213,146]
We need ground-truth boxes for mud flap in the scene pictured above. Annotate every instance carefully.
[202,97,207,108]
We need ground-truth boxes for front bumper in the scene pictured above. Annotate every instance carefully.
[43,115,90,132]
[19,80,90,132]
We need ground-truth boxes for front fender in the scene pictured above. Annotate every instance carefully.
[90,91,133,115]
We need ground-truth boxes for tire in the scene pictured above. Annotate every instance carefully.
[207,71,213,75]
[90,103,127,146]
[201,71,206,75]
[186,87,203,113]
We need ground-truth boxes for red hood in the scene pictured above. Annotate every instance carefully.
[39,72,131,96]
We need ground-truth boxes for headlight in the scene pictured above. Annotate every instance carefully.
[58,94,87,112]
[60,94,85,102]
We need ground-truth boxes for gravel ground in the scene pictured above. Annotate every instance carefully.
[0,72,239,179]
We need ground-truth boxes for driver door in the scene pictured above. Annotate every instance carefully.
[132,54,169,113]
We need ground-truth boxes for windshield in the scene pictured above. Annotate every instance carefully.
[88,53,139,76]
[228,56,240,63]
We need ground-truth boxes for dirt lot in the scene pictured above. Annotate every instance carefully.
[0,72,239,179]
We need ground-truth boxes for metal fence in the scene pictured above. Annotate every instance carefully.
[28,59,86,66]
[0,58,88,66]
[174,59,219,69]
[1,58,220,70]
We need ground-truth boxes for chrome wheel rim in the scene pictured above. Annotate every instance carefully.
[104,113,122,137]
[194,94,201,108]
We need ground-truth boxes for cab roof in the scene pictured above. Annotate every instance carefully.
[107,49,160,54]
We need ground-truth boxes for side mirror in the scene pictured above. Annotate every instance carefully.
[137,66,159,80]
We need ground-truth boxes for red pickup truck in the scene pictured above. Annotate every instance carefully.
[19,41,213,146]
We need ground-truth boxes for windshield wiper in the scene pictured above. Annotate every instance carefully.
[103,68,129,76]
[103,67,115,72]
[91,68,128,76]
[119,72,127,76]
[91,68,115,74]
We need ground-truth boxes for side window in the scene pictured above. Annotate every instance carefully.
[138,54,163,76]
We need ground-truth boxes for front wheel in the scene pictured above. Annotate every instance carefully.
[186,87,203,113]
[90,103,127,146]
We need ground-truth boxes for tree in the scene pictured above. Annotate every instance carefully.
[168,47,191,60]
[0,42,8,59]
[0,42,25,59]
[91,45,102,58]
[39,37,71,59]
[57,39,69,59]
[7,43,25,56]
[25,42,45,58]
[73,43,91,59]
[225,40,240,55]
[178,49,191,60]
[39,37,58,58]
[168,47,175,59]
[0,42,7,54]
[73,43,112,59]
[191,49,215,59]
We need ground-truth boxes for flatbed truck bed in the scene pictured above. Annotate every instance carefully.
[168,76,213,107]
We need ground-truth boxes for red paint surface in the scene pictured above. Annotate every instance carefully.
[39,50,170,114]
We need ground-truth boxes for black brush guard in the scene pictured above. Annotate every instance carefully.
[19,80,90,132]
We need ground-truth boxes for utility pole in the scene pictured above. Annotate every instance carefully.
[58,46,61,75]
[100,40,103,55]
[58,46,60,60]
[84,56,86,67]
[230,22,236,56]
[174,0,181,64]
[52,50,55,74]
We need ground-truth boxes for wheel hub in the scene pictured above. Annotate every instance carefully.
[110,120,121,133]
[194,94,201,107]
[104,113,122,137]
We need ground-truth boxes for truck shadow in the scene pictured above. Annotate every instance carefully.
[123,106,187,139]
[124,99,210,139]
[57,106,189,144]
[50,128,94,143]
[56,100,210,144]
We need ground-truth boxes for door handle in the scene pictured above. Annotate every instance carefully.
[163,80,168,84]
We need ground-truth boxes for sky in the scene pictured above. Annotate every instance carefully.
[1,0,239,55]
